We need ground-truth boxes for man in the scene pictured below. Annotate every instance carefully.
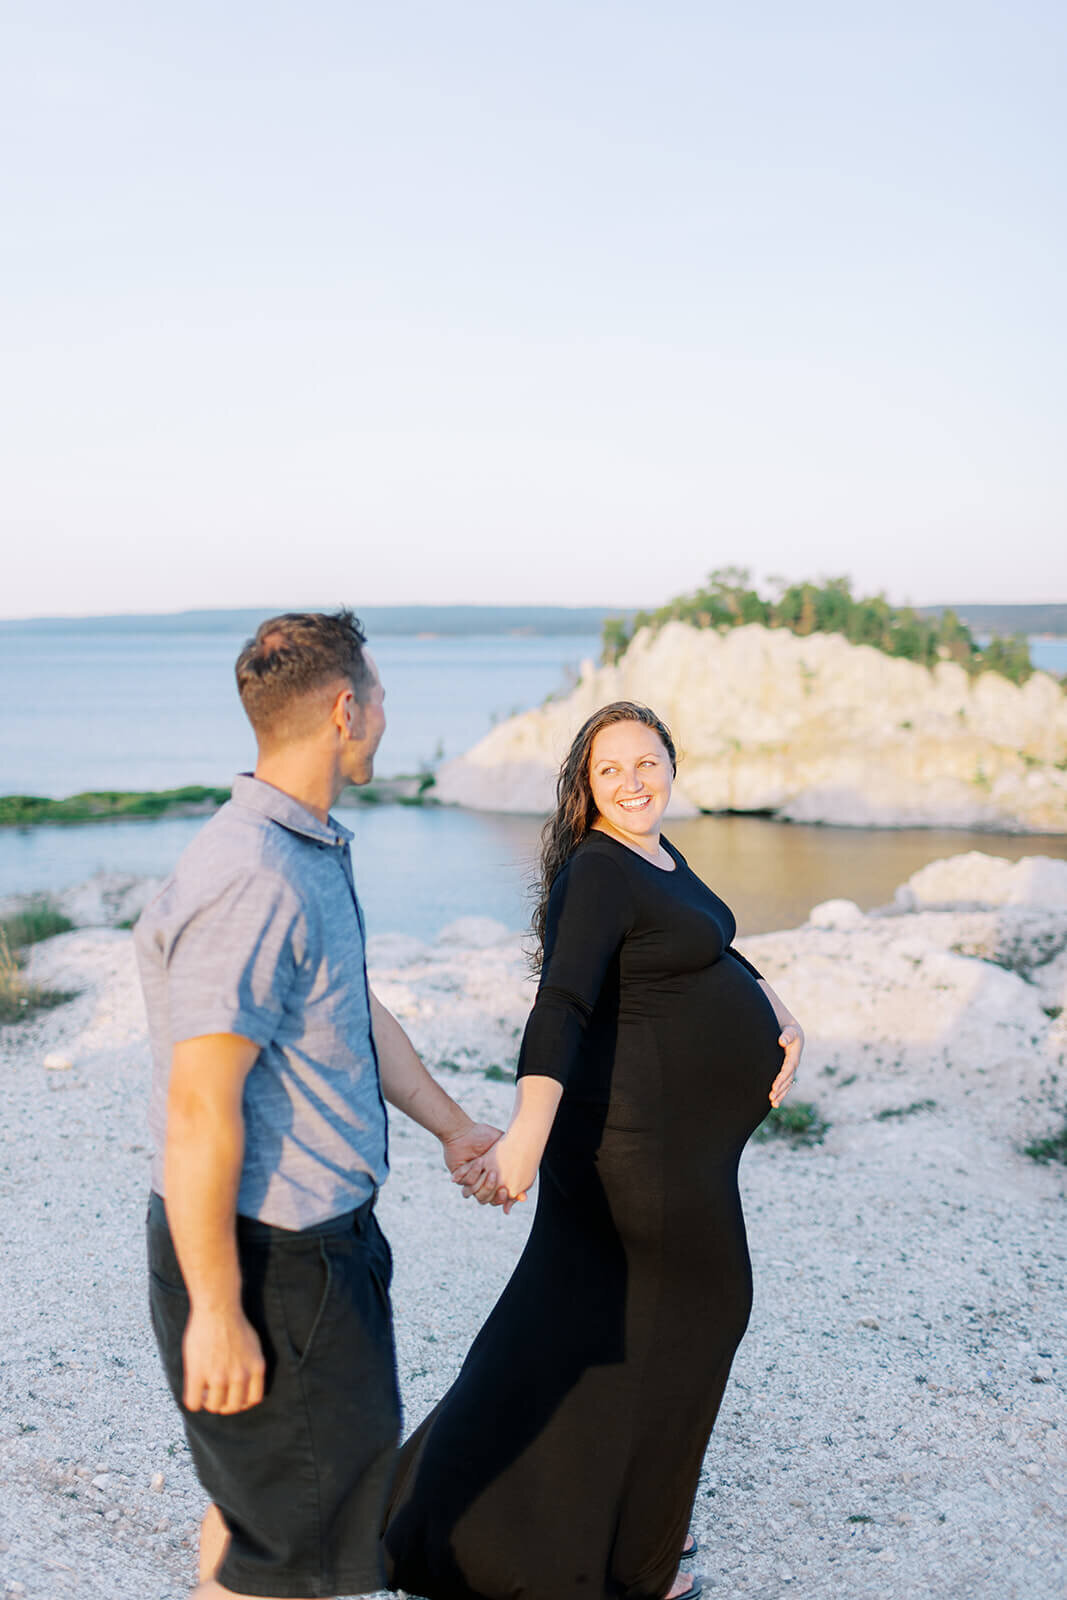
[135,610,502,1600]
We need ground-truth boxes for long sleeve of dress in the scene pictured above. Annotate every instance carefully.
[516,849,634,1088]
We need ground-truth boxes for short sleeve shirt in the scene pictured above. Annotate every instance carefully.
[135,775,388,1229]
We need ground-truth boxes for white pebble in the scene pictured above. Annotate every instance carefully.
[91,1473,111,1490]
[150,1471,165,1492]
[104,1508,121,1523]
[43,1052,74,1071]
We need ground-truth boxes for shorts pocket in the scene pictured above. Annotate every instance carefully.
[367,1215,393,1293]
[147,1209,188,1296]
[274,1238,333,1369]
[148,1264,190,1404]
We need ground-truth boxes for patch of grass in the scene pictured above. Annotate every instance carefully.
[1024,1116,1067,1166]
[1044,1005,1063,1020]
[874,1099,937,1121]
[0,786,231,827]
[847,1513,874,1524]
[0,932,79,1024]
[0,897,73,947]
[483,1064,512,1083]
[753,1099,829,1147]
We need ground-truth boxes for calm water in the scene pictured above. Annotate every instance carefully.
[0,628,602,795]
[1,805,1065,941]
[1,625,1065,938]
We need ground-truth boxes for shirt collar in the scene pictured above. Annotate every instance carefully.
[230,774,354,847]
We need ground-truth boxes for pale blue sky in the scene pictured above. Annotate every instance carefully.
[2,0,1063,617]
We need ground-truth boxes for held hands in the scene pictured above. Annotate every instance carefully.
[451,1131,538,1215]
[440,1120,505,1178]
[182,1303,266,1414]
[770,1022,805,1108]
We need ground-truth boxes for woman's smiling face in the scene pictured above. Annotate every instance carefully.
[588,720,673,839]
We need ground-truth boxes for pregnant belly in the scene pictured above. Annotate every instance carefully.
[562,958,783,1156]
[648,955,784,1149]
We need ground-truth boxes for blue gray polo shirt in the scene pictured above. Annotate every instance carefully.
[135,774,388,1229]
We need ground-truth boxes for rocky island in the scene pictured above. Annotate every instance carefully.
[435,620,1067,831]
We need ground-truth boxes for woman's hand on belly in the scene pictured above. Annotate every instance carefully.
[769,1022,804,1108]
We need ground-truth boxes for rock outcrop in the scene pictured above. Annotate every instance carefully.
[434,623,1067,830]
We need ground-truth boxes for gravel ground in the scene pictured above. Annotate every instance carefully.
[1,904,1064,1600]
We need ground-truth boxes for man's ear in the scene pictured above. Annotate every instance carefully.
[332,686,366,741]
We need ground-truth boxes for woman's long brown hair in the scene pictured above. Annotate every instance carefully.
[531,702,677,965]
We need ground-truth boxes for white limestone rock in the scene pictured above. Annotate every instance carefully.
[807,899,867,929]
[56,872,164,929]
[895,851,1067,910]
[434,623,1067,829]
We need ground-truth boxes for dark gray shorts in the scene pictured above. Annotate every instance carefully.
[147,1191,401,1598]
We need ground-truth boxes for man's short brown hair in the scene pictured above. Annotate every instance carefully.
[235,610,373,742]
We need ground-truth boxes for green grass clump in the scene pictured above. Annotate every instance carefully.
[1024,1118,1067,1166]
[0,786,231,827]
[753,1099,829,1147]
[483,1064,512,1083]
[874,1099,937,1121]
[0,933,78,1024]
[0,898,74,947]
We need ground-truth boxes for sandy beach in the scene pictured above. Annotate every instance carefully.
[1,856,1064,1600]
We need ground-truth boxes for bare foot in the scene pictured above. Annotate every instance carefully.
[682,1534,696,1557]
[665,1574,696,1600]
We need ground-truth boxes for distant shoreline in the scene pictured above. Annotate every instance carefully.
[0,604,628,637]
[0,777,437,828]
[2,601,1065,639]
[4,783,1067,839]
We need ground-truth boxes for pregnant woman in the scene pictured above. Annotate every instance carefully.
[383,702,804,1600]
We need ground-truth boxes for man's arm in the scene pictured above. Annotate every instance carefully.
[163,1033,266,1415]
[369,990,502,1172]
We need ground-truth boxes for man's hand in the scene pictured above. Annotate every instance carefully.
[441,1120,505,1177]
[453,1127,540,1214]
[182,1303,266,1414]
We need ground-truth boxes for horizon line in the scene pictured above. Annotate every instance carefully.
[3,597,1067,628]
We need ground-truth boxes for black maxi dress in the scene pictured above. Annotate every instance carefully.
[383,831,783,1600]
